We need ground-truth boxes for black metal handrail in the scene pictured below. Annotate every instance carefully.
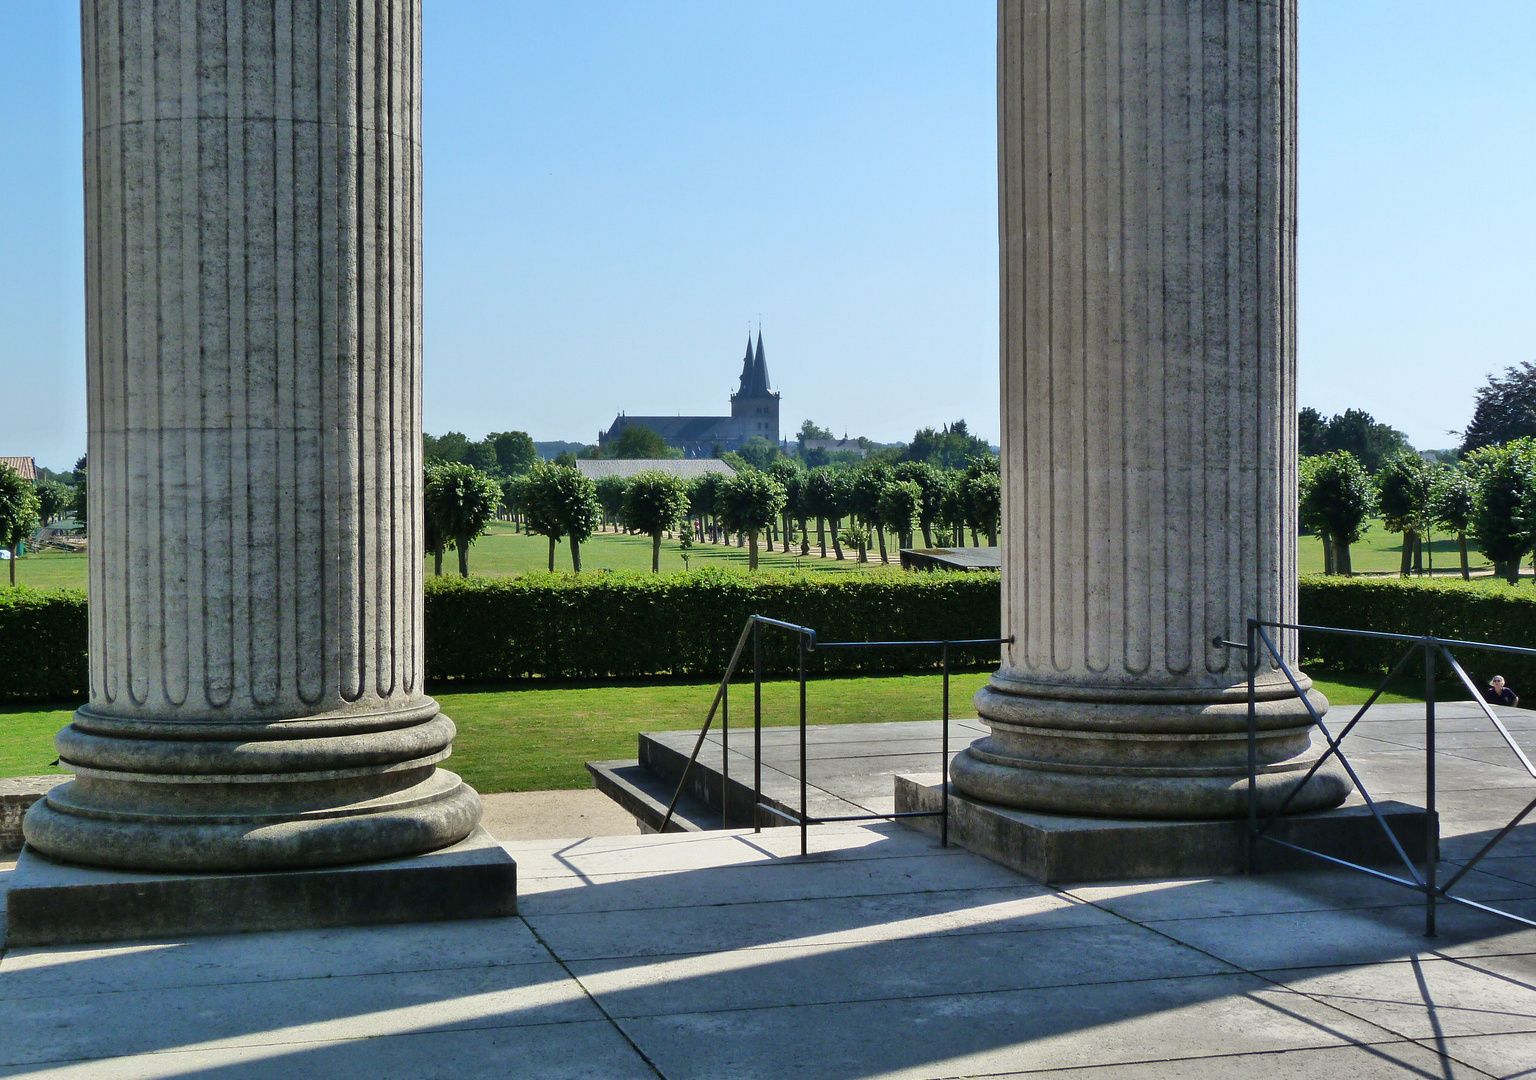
[1237,619,1536,936]
[658,615,1010,854]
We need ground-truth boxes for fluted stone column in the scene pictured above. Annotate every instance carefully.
[951,0,1349,819]
[23,0,481,870]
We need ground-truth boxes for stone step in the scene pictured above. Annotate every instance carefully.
[585,760,717,834]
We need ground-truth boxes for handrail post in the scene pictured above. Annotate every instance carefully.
[1247,619,1258,874]
[799,633,808,857]
[721,653,730,828]
[941,641,951,848]
[753,620,762,834]
[1425,636,1438,937]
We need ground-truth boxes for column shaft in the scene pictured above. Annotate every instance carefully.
[953,0,1347,819]
[25,0,478,870]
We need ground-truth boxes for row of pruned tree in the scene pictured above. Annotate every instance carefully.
[1300,444,1536,582]
[0,461,85,587]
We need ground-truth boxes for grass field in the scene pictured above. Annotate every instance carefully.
[0,668,1461,793]
[1297,519,1499,578]
[2,523,902,592]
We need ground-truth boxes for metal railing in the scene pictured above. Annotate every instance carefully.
[1234,619,1536,936]
[659,615,1010,854]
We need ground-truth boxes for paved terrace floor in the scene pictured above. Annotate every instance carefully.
[1,702,1534,1078]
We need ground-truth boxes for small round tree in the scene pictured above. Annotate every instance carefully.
[1467,440,1536,584]
[768,458,802,552]
[1376,452,1435,576]
[623,470,692,572]
[849,461,893,561]
[525,461,601,572]
[877,479,923,550]
[1429,465,1476,581]
[0,463,42,587]
[894,461,944,548]
[966,470,1001,546]
[34,480,73,526]
[425,462,503,577]
[803,466,842,558]
[1301,451,1375,576]
[594,474,630,532]
[716,469,787,570]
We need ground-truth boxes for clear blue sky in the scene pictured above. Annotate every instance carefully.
[2,2,1532,472]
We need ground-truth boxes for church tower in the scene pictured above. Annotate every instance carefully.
[730,330,780,445]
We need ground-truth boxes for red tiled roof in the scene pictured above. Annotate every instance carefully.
[0,457,37,482]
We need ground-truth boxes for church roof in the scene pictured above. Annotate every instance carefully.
[603,415,740,442]
[575,459,736,481]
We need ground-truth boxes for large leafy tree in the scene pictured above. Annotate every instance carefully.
[524,461,601,572]
[423,430,470,464]
[1300,452,1375,575]
[1375,452,1435,576]
[1429,466,1476,581]
[1297,408,1413,472]
[802,466,842,557]
[715,469,787,569]
[906,420,991,470]
[612,424,677,459]
[490,431,538,475]
[623,470,692,572]
[0,463,42,587]
[424,462,502,577]
[1466,439,1536,584]
[594,475,629,531]
[1460,361,1536,454]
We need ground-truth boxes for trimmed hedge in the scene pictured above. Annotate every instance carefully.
[423,569,1002,681]
[1297,575,1536,690]
[0,588,88,701]
[7,572,1534,699]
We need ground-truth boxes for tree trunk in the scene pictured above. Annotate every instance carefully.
[987,525,997,546]
[1322,535,1335,575]
[7,553,13,587]
[1459,533,1470,581]
[782,513,791,552]
[1399,531,1414,577]
[817,517,826,557]
[920,522,932,547]
[749,529,760,570]
[970,526,979,546]
[433,547,443,577]
[570,535,583,573]
[799,519,810,556]
[876,526,888,564]
[857,536,867,563]
[458,543,469,578]
[547,536,556,572]
[1413,534,1423,575]
[1336,541,1353,577]
[651,532,661,573]
[831,518,844,560]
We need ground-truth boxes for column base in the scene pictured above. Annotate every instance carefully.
[4,825,516,947]
[21,704,483,872]
[895,774,1431,884]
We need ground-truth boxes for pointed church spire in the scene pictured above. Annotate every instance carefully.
[752,329,769,394]
[737,333,756,395]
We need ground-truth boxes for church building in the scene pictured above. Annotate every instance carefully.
[598,331,781,458]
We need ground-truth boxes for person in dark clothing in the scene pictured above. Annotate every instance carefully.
[1487,675,1519,708]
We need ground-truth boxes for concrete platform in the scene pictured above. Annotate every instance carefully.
[896,773,1433,883]
[4,825,517,947]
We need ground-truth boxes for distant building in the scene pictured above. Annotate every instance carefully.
[0,457,37,482]
[574,459,735,482]
[599,332,780,458]
[798,438,867,458]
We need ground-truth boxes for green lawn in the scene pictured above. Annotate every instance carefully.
[1,667,1460,794]
[6,524,900,593]
[2,550,89,591]
[1298,519,1498,579]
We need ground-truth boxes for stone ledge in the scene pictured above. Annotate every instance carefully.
[0,776,69,853]
[4,825,516,947]
[895,774,1433,884]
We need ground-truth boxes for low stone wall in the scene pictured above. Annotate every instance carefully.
[1,776,68,852]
